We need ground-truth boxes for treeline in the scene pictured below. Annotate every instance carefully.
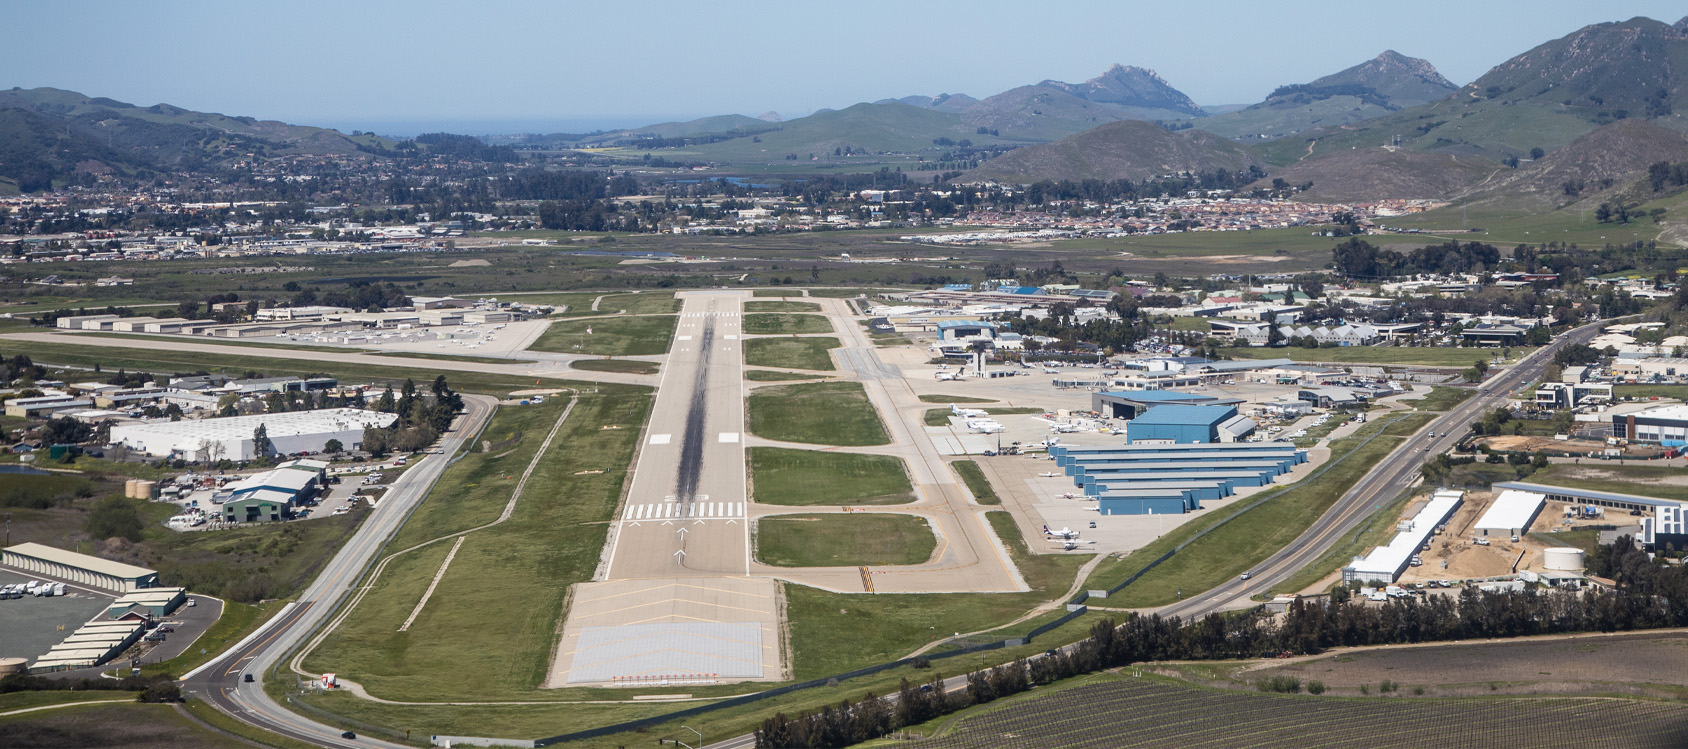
[497,170,639,201]
[1647,160,1688,192]
[1331,237,1501,278]
[361,376,462,457]
[1265,82,1392,109]
[285,279,410,311]
[757,536,1688,748]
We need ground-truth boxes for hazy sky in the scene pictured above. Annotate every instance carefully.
[5,1,1684,135]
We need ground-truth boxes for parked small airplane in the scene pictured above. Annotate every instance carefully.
[1043,525,1079,540]
[1038,471,1061,478]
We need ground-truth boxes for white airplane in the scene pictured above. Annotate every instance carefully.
[937,372,962,381]
[951,405,988,418]
[1061,492,1080,499]
[1039,471,1062,478]
[1044,525,1079,539]
[967,418,1005,433]
[1049,539,1098,550]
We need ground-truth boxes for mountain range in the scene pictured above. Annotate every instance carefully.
[5,14,1688,215]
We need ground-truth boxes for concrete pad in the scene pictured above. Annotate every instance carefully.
[546,577,783,687]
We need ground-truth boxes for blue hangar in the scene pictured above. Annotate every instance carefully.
[1124,404,1256,444]
[1048,441,1306,516]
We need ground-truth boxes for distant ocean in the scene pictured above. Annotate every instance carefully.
[317,116,704,139]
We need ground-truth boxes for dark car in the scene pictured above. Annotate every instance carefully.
[341,731,357,739]
[243,673,254,683]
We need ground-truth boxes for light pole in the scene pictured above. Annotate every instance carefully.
[678,725,703,749]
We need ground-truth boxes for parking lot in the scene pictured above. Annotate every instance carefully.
[0,569,115,664]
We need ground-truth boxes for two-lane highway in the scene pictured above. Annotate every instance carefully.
[182,394,497,748]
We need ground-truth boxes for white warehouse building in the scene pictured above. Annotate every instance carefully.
[108,408,398,461]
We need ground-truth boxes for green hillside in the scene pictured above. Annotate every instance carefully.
[1254,17,1688,167]
[1200,51,1457,141]
[965,119,1264,183]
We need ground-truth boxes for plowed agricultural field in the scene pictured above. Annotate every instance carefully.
[909,678,1688,748]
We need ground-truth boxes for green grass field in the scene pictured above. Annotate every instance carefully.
[743,337,839,371]
[951,460,1000,505]
[742,313,834,335]
[745,369,830,381]
[1413,386,1475,411]
[746,382,890,446]
[1084,413,1435,605]
[749,447,914,505]
[570,358,660,375]
[527,315,677,356]
[743,300,822,313]
[756,514,937,567]
[0,702,251,749]
[521,291,679,316]
[1225,346,1533,367]
[300,387,653,703]
[1167,317,1212,333]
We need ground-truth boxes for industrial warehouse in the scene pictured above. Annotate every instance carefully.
[107,408,397,461]
[2,542,160,592]
[1049,442,1308,514]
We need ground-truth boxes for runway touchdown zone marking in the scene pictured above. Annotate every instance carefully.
[649,434,672,445]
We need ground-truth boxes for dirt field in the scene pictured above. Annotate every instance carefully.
[907,674,1688,748]
[1243,631,1688,700]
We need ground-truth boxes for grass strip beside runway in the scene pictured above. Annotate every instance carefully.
[300,386,653,702]
[749,447,915,505]
[743,337,840,370]
[742,313,834,335]
[527,315,677,356]
[743,301,822,312]
[756,514,938,567]
[747,381,889,445]
[950,460,1000,505]
[571,358,660,375]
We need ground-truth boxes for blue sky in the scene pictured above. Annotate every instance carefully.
[4,1,1684,135]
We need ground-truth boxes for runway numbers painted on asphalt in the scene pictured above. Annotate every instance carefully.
[622,502,746,520]
[650,434,672,445]
[718,433,740,443]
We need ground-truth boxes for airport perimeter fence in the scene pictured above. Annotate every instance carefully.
[525,606,1090,747]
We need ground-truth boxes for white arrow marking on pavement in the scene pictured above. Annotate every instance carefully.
[676,527,688,539]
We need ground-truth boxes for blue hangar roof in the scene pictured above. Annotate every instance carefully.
[935,320,1001,330]
[1127,405,1236,427]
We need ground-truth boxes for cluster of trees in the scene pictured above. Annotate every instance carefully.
[283,279,410,312]
[28,305,139,327]
[1594,202,1666,225]
[1331,238,1502,279]
[1,354,46,384]
[361,376,463,457]
[1647,160,1688,192]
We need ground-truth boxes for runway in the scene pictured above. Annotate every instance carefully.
[548,292,784,687]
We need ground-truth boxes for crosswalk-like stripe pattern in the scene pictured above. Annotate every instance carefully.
[621,502,746,520]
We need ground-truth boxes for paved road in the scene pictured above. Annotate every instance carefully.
[1156,322,1606,620]
[180,394,498,749]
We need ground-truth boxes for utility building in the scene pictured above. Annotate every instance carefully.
[109,408,397,461]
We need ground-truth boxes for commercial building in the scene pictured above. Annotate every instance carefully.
[108,408,397,461]
[1611,404,1688,445]
[1343,490,1464,583]
[935,320,1001,340]
[2,542,159,592]
[1533,381,1613,410]
[1124,405,1253,444]
[1474,489,1547,537]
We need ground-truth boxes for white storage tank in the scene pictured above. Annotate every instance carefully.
[1543,547,1586,571]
